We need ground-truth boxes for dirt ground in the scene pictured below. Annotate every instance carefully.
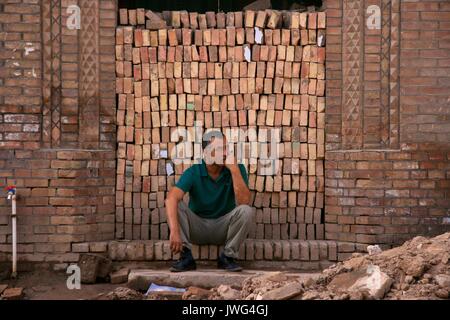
[1,270,123,300]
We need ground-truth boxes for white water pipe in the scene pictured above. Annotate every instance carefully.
[12,193,17,278]
[7,189,17,278]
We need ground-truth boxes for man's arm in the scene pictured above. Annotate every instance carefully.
[227,164,252,205]
[165,186,185,254]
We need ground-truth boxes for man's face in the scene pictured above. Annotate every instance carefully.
[204,136,228,166]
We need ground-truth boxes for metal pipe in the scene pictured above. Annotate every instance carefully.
[11,193,17,278]
[6,186,17,279]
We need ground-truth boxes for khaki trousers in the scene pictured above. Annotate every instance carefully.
[171,201,254,259]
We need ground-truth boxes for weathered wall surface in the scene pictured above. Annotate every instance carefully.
[324,0,450,246]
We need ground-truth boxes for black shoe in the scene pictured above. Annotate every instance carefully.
[217,252,243,272]
[170,247,197,272]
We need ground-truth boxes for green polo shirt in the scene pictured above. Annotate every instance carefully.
[175,161,249,219]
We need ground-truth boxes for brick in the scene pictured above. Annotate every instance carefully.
[328,242,337,261]
[255,11,267,28]
[90,242,108,253]
[309,241,319,261]
[245,10,255,28]
[110,268,130,284]
[299,13,307,29]
[267,10,281,29]
[282,241,290,260]
[299,242,309,260]
[72,243,89,253]
[317,12,326,29]
[264,241,273,259]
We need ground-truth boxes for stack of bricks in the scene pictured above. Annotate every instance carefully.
[115,9,326,242]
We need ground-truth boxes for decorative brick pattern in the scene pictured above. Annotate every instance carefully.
[363,0,382,148]
[50,0,62,148]
[79,0,100,148]
[340,0,402,149]
[98,0,118,150]
[42,0,54,148]
[388,0,400,148]
[380,0,390,147]
[0,0,117,265]
[342,0,363,149]
[35,0,115,149]
[324,0,343,151]
[59,0,78,148]
[324,0,450,249]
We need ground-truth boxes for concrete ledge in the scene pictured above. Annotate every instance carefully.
[127,269,320,290]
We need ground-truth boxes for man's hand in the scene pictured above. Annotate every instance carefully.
[225,161,240,173]
[170,231,183,254]
[225,153,252,205]
[165,187,186,254]
[225,150,239,172]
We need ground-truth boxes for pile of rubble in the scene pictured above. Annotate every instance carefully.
[101,287,144,300]
[239,232,450,300]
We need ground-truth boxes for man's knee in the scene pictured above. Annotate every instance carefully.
[235,204,254,223]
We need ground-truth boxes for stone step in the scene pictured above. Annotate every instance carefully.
[127,269,320,290]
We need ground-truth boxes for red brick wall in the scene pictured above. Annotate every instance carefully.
[323,0,341,151]
[400,1,450,145]
[0,149,116,264]
[0,0,117,266]
[324,0,450,248]
[325,149,449,245]
[0,1,41,149]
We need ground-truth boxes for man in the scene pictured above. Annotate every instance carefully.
[165,130,253,272]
